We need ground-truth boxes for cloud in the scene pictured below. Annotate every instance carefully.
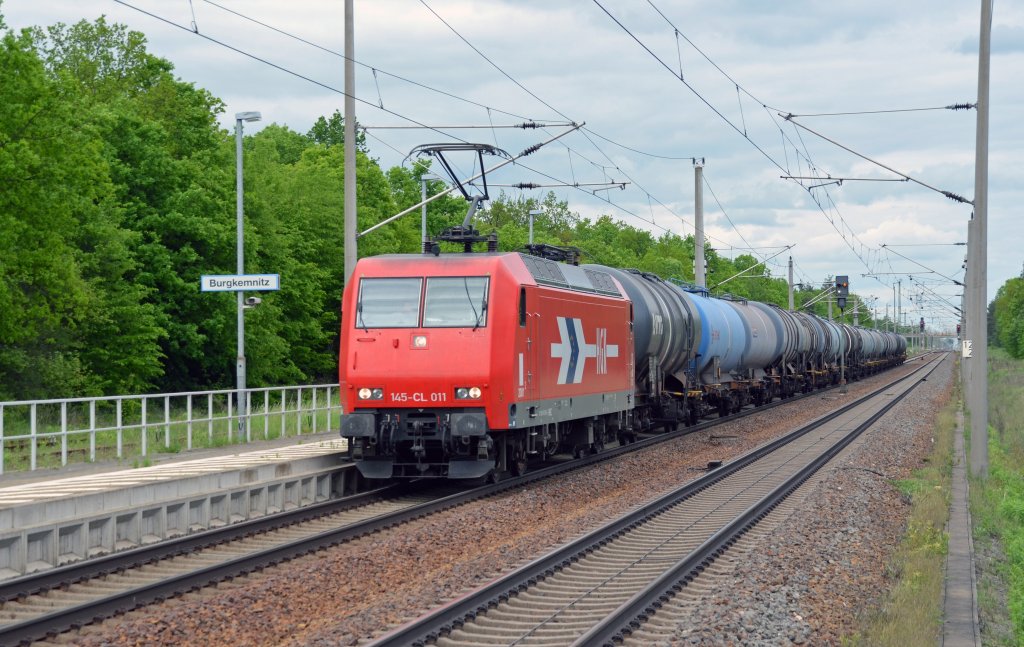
[959,23,1024,55]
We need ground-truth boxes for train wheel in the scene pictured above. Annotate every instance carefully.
[511,456,528,477]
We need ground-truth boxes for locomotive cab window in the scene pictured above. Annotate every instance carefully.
[356,277,422,328]
[423,276,489,327]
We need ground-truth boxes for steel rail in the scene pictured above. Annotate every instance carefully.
[577,353,946,646]
[368,354,941,646]
[0,482,409,604]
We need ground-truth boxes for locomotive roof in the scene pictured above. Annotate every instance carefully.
[360,252,622,298]
[518,252,621,297]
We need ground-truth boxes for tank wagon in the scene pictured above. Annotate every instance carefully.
[340,249,905,480]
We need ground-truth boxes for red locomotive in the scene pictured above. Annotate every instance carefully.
[339,249,635,479]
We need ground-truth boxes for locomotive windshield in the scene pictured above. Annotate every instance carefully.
[355,276,489,329]
[356,278,422,328]
[423,276,489,327]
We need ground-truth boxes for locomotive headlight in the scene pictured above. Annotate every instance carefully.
[468,387,482,399]
[412,335,428,349]
[455,387,482,400]
[371,388,384,400]
[358,388,384,400]
[455,387,469,399]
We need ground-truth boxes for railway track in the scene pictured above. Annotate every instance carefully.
[0,359,927,645]
[370,353,944,647]
[0,484,462,646]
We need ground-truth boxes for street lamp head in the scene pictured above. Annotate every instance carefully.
[235,111,262,123]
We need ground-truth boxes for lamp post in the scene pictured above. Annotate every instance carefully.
[528,209,543,244]
[235,110,261,441]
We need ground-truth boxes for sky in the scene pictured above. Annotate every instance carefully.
[3,0,1021,332]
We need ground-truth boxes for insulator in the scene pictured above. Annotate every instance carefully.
[519,143,541,157]
[946,103,976,111]
[942,191,971,204]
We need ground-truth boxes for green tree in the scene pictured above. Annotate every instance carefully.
[992,277,1024,358]
[0,23,98,398]
[307,110,368,153]
[35,17,229,391]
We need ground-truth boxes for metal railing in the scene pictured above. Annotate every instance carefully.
[0,385,343,474]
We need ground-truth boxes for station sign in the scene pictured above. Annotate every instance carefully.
[201,274,280,292]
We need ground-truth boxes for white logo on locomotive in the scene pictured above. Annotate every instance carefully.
[550,317,620,385]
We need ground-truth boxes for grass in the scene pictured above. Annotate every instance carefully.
[968,348,1024,645]
[847,349,1024,646]
[844,371,956,646]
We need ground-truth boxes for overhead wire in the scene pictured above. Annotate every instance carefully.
[786,104,975,118]
[199,0,539,123]
[189,0,711,241]
[880,245,965,286]
[781,115,972,204]
[626,1,970,291]
[513,161,674,235]
[701,173,779,271]
[581,127,701,160]
[416,0,713,243]
[365,123,681,240]
[595,0,891,287]
[206,0,692,207]
[200,0,778,262]
[417,0,570,123]
[205,0,699,163]
[113,0,476,145]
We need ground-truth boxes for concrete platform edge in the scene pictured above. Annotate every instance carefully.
[942,408,981,646]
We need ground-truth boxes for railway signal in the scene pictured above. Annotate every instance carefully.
[835,275,849,310]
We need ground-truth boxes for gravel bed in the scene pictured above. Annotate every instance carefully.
[64,357,950,647]
[665,355,954,646]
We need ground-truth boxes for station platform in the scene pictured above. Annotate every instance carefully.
[0,434,353,580]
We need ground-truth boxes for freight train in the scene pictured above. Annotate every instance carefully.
[339,243,905,480]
